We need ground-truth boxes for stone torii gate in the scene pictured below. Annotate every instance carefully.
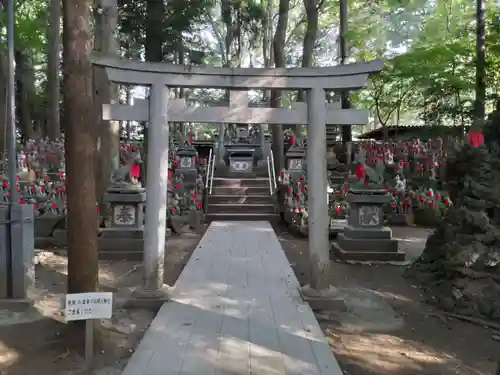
[103,90,370,161]
[92,54,383,291]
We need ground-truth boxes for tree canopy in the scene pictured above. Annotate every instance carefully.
[0,0,498,139]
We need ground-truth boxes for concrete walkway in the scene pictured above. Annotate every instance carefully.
[122,221,343,375]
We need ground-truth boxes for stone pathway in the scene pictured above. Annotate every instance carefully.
[122,221,343,375]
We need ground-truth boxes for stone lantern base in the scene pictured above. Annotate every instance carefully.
[100,188,146,254]
[331,188,405,262]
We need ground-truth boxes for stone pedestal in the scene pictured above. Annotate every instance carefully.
[332,189,405,261]
[224,144,256,169]
[34,212,63,238]
[329,218,347,236]
[0,204,35,300]
[101,189,146,253]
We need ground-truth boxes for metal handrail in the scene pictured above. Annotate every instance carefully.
[209,144,217,194]
[266,156,273,195]
[205,148,212,189]
[269,149,277,190]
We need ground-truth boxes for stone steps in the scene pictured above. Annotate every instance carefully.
[210,185,271,195]
[206,172,278,224]
[208,203,275,214]
[209,194,276,205]
[213,164,270,178]
[205,212,280,225]
[211,177,271,188]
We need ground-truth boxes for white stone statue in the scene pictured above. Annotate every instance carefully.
[385,149,394,165]
[394,175,406,191]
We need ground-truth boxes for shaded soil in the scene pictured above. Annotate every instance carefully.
[0,230,204,375]
[278,227,500,375]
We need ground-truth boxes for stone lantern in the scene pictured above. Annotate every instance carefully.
[285,145,305,180]
[332,188,404,261]
[175,146,198,187]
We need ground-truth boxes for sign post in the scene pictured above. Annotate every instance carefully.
[64,292,113,369]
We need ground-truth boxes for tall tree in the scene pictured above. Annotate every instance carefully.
[94,0,120,204]
[475,0,486,122]
[145,0,164,62]
[46,0,61,140]
[295,0,323,142]
[62,0,98,308]
[270,0,290,174]
[339,0,351,143]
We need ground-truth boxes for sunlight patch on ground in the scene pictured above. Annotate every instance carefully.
[370,290,414,303]
[0,341,20,367]
[328,331,455,374]
[324,287,405,332]
[392,236,427,243]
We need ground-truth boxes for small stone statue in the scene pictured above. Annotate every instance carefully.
[110,148,143,190]
[385,149,394,165]
[394,175,406,192]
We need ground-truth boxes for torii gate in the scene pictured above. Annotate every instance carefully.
[92,54,383,290]
[103,90,370,159]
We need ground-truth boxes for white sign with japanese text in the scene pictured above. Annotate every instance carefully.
[64,292,113,321]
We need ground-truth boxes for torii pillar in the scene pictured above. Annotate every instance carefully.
[307,88,329,289]
[143,82,169,291]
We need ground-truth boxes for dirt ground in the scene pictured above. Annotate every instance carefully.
[278,226,500,375]
[0,231,204,375]
[3,224,500,375]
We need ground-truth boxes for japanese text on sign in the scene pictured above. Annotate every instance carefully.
[64,292,113,321]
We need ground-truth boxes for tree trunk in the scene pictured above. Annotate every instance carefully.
[145,0,164,62]
[125,86,131,141]
[474,0,485,122]
[296,0,321,142]
[144,0,165,182]
[26,55,40,139]
[0,50,7,155]
[177,42,185,138]
[270,0,289,174]
[15,52,33,141]
[47,0,61,140]
[62,0,98,302]
[94,0,120,205]
[339,0,352,144]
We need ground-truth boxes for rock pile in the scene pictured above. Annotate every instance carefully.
[408,112,500,320]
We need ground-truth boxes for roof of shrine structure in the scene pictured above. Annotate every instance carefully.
[358,125,468,140]
[91,53,384,90]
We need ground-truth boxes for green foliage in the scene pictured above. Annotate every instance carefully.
[0,0,48,51]
[118,0,213,60]
[352,0,500,128]
[7,0,500,139]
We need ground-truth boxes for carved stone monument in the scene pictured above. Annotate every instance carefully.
[332,188,404,261]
